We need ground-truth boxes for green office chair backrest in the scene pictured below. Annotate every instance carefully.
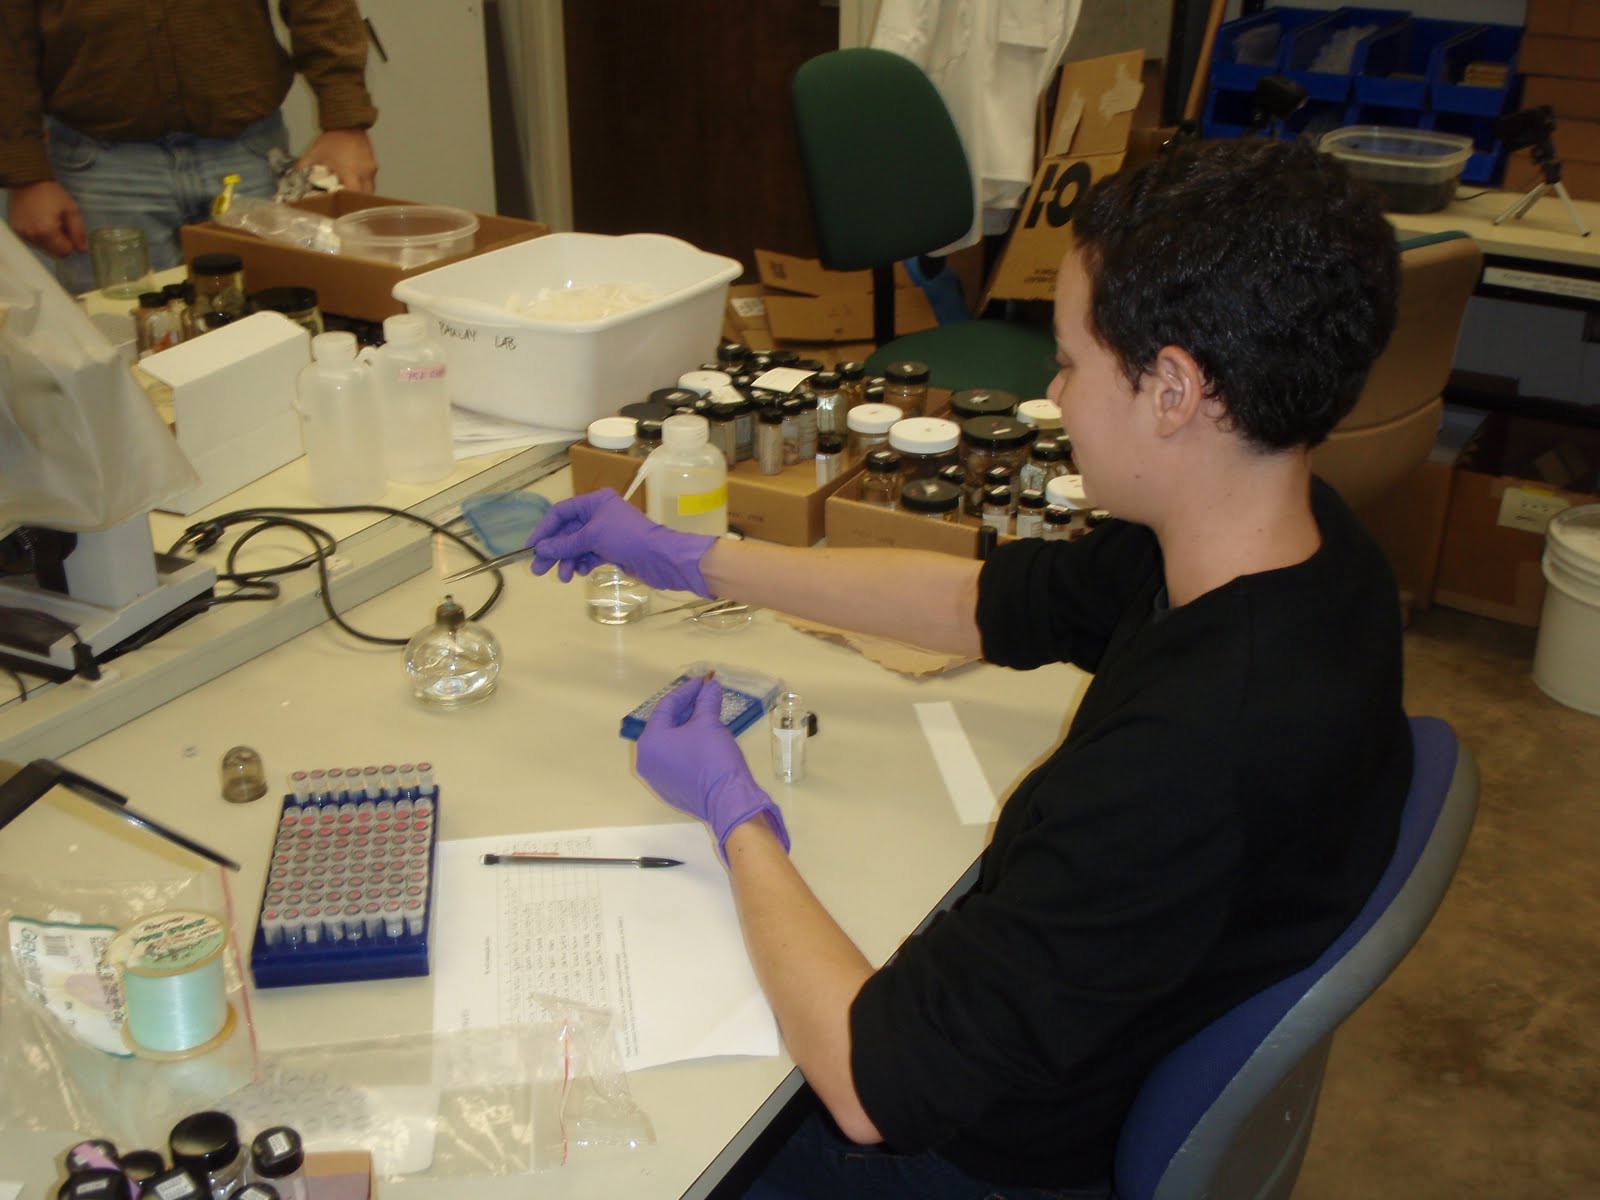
[791,48,975,271]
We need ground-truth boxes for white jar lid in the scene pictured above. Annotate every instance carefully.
[678,369,731,395]
[889,417,960,455]
[1045,474,1089,509]
[1017,399,1062,428]
[587,415,638,451]
[846,402,904,434]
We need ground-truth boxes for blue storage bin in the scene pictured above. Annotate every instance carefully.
[1283,7,1409,102]
[1349,103,1430,130]
[1425,111,1504,184]
[1209,7,1325,93]
[1281,98,1363,142]
[1432,23,1521,117]
[1202,86,1261,140]
[1356,18,1480,109]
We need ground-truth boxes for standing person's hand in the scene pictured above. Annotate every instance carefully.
[7,181,87,257]
[527,489,718,596]
[635,676,789,862]
[299,128,378,192]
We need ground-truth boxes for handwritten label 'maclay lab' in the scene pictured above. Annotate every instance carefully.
[436,321,519,352]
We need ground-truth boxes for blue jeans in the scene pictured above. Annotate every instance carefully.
[743,1111,1113,1200]
[43,111,287,293]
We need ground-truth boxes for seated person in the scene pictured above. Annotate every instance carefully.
[526,137,1408,1199]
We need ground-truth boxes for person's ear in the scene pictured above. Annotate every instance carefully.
[1145,345,1208,437]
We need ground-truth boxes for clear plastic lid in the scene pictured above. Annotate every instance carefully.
[846,403,904,434]
[889,417,960,455]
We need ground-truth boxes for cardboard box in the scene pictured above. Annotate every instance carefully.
[985,50,1143,304]
[1525,0,1600,37]
[180,192,547,323]
[139,311,310,514]
[825,483,997,557]
[1434,412,1600,626]
[753,250,936,343]
[568,443,863,547]
[1504,150,1600,200]
[721,282,878,367]
[1519,35,1600,81]
[1523,74,1600,121]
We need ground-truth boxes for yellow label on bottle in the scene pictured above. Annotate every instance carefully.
[676,484,728,518]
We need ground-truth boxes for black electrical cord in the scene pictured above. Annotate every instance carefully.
[165,503,506,646]
[3,664,25,703]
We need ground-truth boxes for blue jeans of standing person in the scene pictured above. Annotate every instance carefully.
[42,111,287,294]
[743,1110,1114,1200]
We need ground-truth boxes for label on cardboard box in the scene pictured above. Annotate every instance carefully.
[985,151,1127,302]
[1496,485,1572,533]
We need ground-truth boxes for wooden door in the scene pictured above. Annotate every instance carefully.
[562,0,838,280]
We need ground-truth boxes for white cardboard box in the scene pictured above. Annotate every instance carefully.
[141,312,311,515]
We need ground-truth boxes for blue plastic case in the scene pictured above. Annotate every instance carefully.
[620,661,781,741]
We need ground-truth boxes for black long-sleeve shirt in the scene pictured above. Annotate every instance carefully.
[849,478,1410,1188]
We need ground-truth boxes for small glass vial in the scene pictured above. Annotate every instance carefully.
[756,406,786,475]
[846,402,903,459]
[858,449,903,507]
[1042,505,1076,540]
[836,360,867,411]
[586,415,638,454]
[889,417,961,480]
[794,391,819,459]
[983,465,1017,511]
[898,477,962,522]
[808,370,845,435]
[135,290,181,358]
[882,360,930,418]
[949,388,1020,421]
[779,397,804,465]
[716,340,750,371]
[631,417,664,459]
[221,745,268,804]
[770,691,814,784]
[403,595,501,709]
[1018,437,1071,494]
[1015,488,1047,537]
[138,1168,207,1200]
[249,286,324,336]
[712,387,755,461]
[586,564,650,625]
[169,1110,246,1199]
[705,397,740,468]
[981,485,1012,536]
[815,432,845,486]
[1016,398,1063,435]
[189,252,247,331]
[247,1126,309,1200]
[936,463,967,489]
[960,416,1035,514]
[162,280,193,341]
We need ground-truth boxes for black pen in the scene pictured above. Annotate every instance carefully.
[480,852,684,868]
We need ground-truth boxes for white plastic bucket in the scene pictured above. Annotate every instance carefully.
[391,232,741,432]
[1532,503,1600,716]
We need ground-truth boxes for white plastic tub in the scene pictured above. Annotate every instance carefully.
[1533,503,1600,715]
[391,232,742,431]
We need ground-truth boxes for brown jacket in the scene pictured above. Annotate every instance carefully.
[0,0,377,185]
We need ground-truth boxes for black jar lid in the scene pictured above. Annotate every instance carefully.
[884,360,930,385]
[863,383,886,405]
[757,406,786,426]
[619,400,671,423]
[809,370,842,390]
[190,252,243,276]
[716,340,750,366]
[57,1170,126,1200]
[710,394,750,417]
[792,357,826,373]
[950,388,1020,419]
[1030,437,1068,461]
[937,464,967,486]
[835,360,866,380]
[138,291,167,309]
[961,415,1036,450]
[1019,488,1046,509]
[747,387,786,409]
[900,478,960,513]
[64,1141,119,1173]
[766,348,801,366]
[160,281,190,302]
[250,286,319,315]
[864,448,903,473]
[635,417,665,441]
[1044,505,1075,524]
[982,484,1013,508]
[138,1167,204,1200]
[1087,509,1113,527]
[795,391,818,410]
[169,1111,240,1174]
[983,465,1014,485]
[779,397,805,415]
[249,1126,305,1178]
[118,1151,166,1183]
[817,432,846,455]
[649,387,699,409]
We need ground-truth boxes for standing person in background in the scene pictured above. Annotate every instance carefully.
[0,0,378,293]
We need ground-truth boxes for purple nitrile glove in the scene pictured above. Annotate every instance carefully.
[636,676,790,863]
[526,488,717,596]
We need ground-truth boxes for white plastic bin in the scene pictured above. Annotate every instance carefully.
[1532,503,1600,716]
[391,232,741,431]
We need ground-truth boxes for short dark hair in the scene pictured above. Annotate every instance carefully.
[1073,138,1399,451]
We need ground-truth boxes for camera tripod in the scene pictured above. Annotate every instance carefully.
[1493,140,1591,236]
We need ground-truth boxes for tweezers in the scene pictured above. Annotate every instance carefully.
[440,545,537,583]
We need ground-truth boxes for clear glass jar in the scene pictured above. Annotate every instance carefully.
[949,388,1020,421]
[889,417,961,480]
[1015,489,1047,538]
[857,449,903,507]
[756,407,785,475]
[983,465,1017,512]
[170,1110,247,1199]
[836,360,866,412]
[846,402,903,459]
[631,418,664,459]
[162,280,194,341]
[1016,398,1063,436]
[586,415,638,454]
[586,564,651,625]
[220,745,267,804]
[882,360,930,418]
[706,398,740,468]
[1018,437,1071,494]
[809,370,845,434]
[135,290,181,358]
[247,1126,310,1200]
[815,432,846,486]
[794,391,819,459]
[981,485,1012,536]
[960,416,1035,515]
[403,596,501,709]
[1043,506,1075,539]
[250,285,324,336]
[189,252,247,330]
[779,397,804,465]
[898,477,961,522]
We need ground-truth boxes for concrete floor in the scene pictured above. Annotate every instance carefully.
[1294,606,1600,1199]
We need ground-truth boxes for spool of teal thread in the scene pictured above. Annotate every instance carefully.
[109,910,233,1055]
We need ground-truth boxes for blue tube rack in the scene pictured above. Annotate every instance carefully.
[250,776,439,989]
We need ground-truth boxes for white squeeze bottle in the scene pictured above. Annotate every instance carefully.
[645,413,729,536]
[294,331,386,505]
[375,313,454,483]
